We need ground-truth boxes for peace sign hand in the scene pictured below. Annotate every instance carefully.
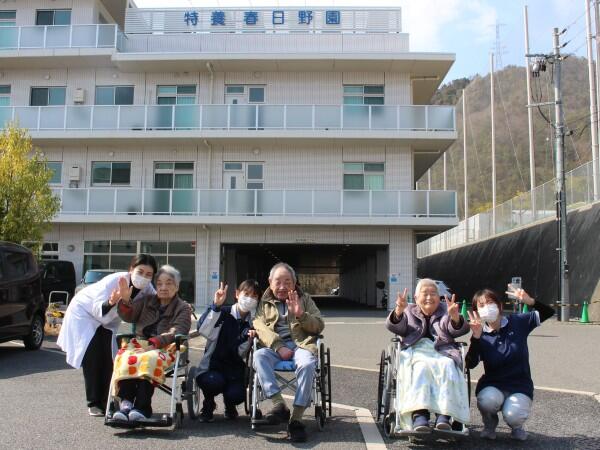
[446,294,460,322]
[506,285,535,306]
[214,282,228,307]
[394,288,409,317]
[467,310,483,338]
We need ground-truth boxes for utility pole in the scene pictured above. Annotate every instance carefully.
[585,0,599,200]
[427,169,431,190]
[524,5,537,216]
[595,1,600,174]
[443,153,447,190]
[553,28,570,322]
[490,53,497,232]
[463,90,468,221]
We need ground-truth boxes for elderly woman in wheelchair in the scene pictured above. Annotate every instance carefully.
[381,278,470,437]
[107,265,191,425]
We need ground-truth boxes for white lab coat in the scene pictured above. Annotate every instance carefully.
[57,272,155,369]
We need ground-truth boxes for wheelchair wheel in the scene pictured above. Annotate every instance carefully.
[376,350,386,422]
[326,347,332,416]
[383,413,395,438]
[186,369,200,420]
[315,405,326,431]
[244,351,254,415]
[173,403,184,430]
[318,343,331,420]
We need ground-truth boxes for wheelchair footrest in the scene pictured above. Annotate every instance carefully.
[105,414,173,428]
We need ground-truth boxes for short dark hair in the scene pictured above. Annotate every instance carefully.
[472,289,502,311]
[129,254,158,274]
[238,279,262,298]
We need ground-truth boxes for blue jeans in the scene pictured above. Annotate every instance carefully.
[253,341,317,407]
[197,370,245,407]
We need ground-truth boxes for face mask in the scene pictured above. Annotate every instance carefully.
[478,304,500,322]
[131,273,151,290]
[238,295,258,313]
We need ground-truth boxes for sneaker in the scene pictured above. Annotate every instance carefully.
[112,411,128,421]
[480,412,498,439]
[88,406,104,417]
[287,420,307,443]
[412,412,431,432]
[199,408,215,423]
[480,428,497,440]
[265,403,291,425]
[511,428,528,441]
[434,414,451,431]
[224,405,239,420]
[128,409,150,422]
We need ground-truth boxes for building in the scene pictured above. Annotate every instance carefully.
[0,1,458,308]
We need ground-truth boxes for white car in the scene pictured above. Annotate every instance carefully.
[416,278,452,300]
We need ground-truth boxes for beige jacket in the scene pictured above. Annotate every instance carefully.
[253,288,324,355]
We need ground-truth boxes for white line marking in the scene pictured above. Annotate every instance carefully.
[332,364,378,373]
[282,395,386,450]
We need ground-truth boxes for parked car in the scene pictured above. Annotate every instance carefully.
[39,260,76,304]
[0,241,46,350]
[75,269,119,295]
[416,278,452,300]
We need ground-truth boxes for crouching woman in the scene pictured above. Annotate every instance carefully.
[385,278,470,432]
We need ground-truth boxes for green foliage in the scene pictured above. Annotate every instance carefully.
[0,124,60,245]
[424,58,593,217]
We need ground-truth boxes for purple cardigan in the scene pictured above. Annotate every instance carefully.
[385,302,469,366]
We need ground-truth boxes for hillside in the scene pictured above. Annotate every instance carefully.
[423,57,593,216]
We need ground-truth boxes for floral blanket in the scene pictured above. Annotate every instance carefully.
[112,338,182,394]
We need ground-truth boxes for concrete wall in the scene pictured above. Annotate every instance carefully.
[418,201,600,321]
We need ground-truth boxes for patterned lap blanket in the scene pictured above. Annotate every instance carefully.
[112,338,184,394]
[395,339,470,430]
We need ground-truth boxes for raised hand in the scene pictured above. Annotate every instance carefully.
[108,288,121,306]
[446,294,460,322]
[286,290,304,318]
[394,288,409,317]
[118,276,133,303]
[506,285,535,306]
[467,310,483,338]
[214,282,228,306]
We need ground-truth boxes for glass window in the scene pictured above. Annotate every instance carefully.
[95,87,114,105]
[48,87,66,106]
[115,86,134,105]
[83,254,109,271]
[343,163,363,172]
[364,163,385,172]
[364,85,384,94]
[365,174,384,190]
[248,87,264,103]
[224,162,243,171]
[343,174,363,190]
[0,85,10,106]
[343,162,385,190]
[247,164,263,180]
[35,10,54,25]
[140,241,167,254]
[0,11,16,26]
[153,161,194,189]
[95,86,133,105]
[91,162,131,185]
[84,241,110,253]
[247,182,263,189]
[343,85,384,105]
[364,96,384,105]
[226,86,244,94]
[110,240,137,254]
[54,10,71,25]
[36,9,71,26]
[30,87,66,106]
[6,251,31,277]
[47,162,62,184]
[157,85,196,105]
[168,241,195,254]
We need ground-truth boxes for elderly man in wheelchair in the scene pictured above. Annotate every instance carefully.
[250,262,326,443]
[379,278,470,439]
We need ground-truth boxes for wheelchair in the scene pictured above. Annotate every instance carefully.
[246,337,332,430]
[376,337,471,442]
[104,333,192,430]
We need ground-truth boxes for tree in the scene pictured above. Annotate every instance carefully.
[0,125,60,247]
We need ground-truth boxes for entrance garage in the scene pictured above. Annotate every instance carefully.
[221,244,388,308]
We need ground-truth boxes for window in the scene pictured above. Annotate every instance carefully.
[41,242,59,260]
[47,162,62,185]
[225,85,265,103]
[0,11,16,26]
[36,9,71,26]
[223,162,264,189]
[95,86,134,105]
[0,85,10,106]
[5,250,32,277]
[246,163,264,189]
[343,85,384,105]
[153,162,194,188]
[343,162,385,190]
[30,87,66,106]
[248,87,264,103]
[91,161,131,185]
[157,85,196,105]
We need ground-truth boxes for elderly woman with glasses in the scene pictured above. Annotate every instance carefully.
[385,278,471,432]
[109,264,191,422]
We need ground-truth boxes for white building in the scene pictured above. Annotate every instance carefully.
[0,1,457,308]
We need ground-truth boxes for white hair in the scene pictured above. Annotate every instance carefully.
[269,262,297,283]
[415,278,438,298]
[156,264,181,287]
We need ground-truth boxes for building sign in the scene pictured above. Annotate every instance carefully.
[182,9,340,28]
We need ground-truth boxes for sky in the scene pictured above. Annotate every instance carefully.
[134,0,590,84]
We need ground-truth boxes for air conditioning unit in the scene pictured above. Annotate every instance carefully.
[69,165,81,182]
[73,88,85,104]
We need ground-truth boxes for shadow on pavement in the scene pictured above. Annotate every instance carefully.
[0,344,70,379]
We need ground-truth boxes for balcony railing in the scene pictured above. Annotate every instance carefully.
[0,24,118,50]
[1,104,455,132]
[52,188,457,218]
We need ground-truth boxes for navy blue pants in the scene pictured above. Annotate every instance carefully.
[197,370,245,408]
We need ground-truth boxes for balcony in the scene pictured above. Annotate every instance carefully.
[52,188,458,227]
[0,25,118,49]
[1,104,455,145]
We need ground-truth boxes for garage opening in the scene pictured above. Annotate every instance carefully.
[221,244,388,308]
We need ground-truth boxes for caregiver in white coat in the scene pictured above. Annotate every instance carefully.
[57,254,157,416]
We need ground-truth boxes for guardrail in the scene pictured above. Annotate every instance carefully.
[0,24,117,49]
[0,104,455,132]
[51,188,457,218]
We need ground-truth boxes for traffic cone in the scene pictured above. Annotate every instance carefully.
[581,301,590,324]
[461,300,468,320]
[522,303,529,313]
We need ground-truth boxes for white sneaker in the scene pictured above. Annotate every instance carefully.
[88,406,104,417]
[480,428,497,440]
[511,428,528,441]
[128,409,150,422]
[112,411,128,421]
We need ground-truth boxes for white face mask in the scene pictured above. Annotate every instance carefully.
[238,295,258,313]
[131,273,152,290]
[478,304,500,323]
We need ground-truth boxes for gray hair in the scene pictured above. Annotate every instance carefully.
[415,278,438,298]
[269,262,297,283]
[156,264,181,287]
